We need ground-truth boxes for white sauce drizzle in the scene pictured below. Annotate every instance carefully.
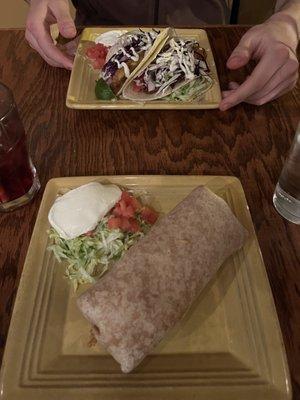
[105,30,159,78]
[136,37,209,93]
[121,62,131,78]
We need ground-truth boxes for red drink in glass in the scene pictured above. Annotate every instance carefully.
[0,83,40,211]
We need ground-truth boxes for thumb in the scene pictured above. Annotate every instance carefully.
[227,37,252,70]
[51,0,76,39]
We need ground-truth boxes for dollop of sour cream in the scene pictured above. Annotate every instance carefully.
[95,30,128,47]
[48,182,122,240]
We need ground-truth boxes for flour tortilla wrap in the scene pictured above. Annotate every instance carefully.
[122,37,213,101]
[77,186,247,373]
[101,28,170,95]
[123,74,213,102]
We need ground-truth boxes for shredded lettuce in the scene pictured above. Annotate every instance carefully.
[166,76,213,102]
[48,216,148,291]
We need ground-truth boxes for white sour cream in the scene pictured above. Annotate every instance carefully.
[95,30,128,47]
[48,182,122,240]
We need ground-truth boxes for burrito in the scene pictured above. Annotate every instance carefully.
[122,37,213,102]
[77,186,247,373]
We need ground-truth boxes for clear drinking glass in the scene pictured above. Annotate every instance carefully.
[273,123,300,224]
[0,82,40,212]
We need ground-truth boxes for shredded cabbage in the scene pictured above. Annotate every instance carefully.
[48,216,148,291]
[166,76,213,102]
[134,38,210,95]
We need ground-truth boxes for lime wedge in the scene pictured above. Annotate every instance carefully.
[95,78,116,100]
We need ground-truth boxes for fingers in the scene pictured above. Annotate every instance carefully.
[50,0,76,39]
[246,76,298,105]
[246,74,298,103]
[25,29,61,67]
[26,21,73,69]
[36,24,73,68]
[221,82,239,99]
[25,0,74,69]
[245,55,298,101]
[226,35,252,70]
[221,78,296,105]
[221,66,298,107]
[219,47,290,111]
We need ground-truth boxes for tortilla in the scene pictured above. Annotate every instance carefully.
[123,75,213,102]
[77,186,247,373]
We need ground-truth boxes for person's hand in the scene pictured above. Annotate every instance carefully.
[220,15,299,110]
[25,0,76,69]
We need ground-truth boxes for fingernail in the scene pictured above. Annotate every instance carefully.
[228,56,239,63]
[64,28,75,35]
[227,56,243,67]
[62,25,76,37]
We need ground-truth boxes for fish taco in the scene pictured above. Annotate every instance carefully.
[122,37,213,102]
[95,28,170,99]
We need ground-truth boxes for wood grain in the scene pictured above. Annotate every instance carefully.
[0,26,299,398]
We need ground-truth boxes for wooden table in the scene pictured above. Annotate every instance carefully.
[0,26,299,398]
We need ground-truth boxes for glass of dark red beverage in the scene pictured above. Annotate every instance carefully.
[0,82,40,211]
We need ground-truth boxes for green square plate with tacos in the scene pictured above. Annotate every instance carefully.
[66,27,221,109]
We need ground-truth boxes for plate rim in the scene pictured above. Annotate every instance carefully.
[66,27,222,110]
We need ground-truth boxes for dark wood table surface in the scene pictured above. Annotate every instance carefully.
[0,26,299,397]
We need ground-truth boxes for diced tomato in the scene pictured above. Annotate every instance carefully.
[121,191,132,204]
[121,191,142,211]
[109,192,157,232]
[128,218,140,233]
[132,81,144,92]
[86,43,109,70]
[121,217,141,233]
[120,217,132,231]
[112,204,122,217]
[86,43,108,59]
[112,192,142,219]
[119,199,128,215]
[109,190,159,232]
[130,196,142,211]
[91,59,106,69]
[140,206,158,225]
[108,215,141,233]
[113,202,135,218]
[124,205,135,218]
[108,216,122,230]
